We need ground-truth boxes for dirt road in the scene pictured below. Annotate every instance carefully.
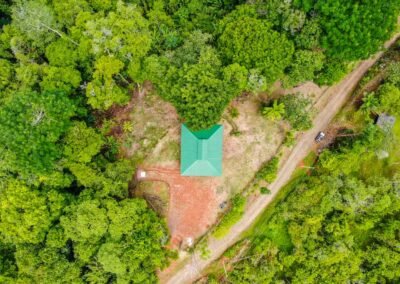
[162,34,400,284]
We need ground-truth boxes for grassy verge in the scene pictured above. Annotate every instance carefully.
[212,194,246,239]
[243,151,316,239]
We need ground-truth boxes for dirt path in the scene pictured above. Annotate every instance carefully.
[161,33,400,284]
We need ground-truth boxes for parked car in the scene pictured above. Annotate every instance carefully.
[315,131,326,143]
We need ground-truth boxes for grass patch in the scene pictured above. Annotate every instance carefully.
[243,176,303,239]
[243,152,317,239]
[290,151,317,180]
[158,141,180,162]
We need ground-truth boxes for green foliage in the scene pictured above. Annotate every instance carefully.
[294,18,321,49]
[218,16,294,84]
[319,126,384,176]
[63,121,104,163]
[213,195,246,239]
[279,94,314,130]
[256,157,279,183]
[86,56,128,110]
[45,40,79,67]
[0,58,12,91]
[197,238,211,260]
[284,50,325,88]
[59,196,170,282]
[376,83,400,116]
[0,0,12,25]
[283,130,296,147]
[61,199,109,247]
[66,159,134,199]
[260,187,271,195]
[15,243,83,284]
[315,0,400,61]
[360,92,379,118]
[262,101,285,121]
[84,1,151,61]
[0,240,17,282]
[223,120,400,283]
[155,46,247,130]
[385,62,400,86]
[0,0,399,281]
[11,0,60,48]
[0,181,68,244]
[40,66,81,94]
[0,91,76,175]
[316,58,350,86]
[229,107,239,118]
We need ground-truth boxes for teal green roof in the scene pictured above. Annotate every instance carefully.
[180,124,223,176]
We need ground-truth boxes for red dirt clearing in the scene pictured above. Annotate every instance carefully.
[137,166,221,248]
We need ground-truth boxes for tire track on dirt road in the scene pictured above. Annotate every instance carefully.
[161,33,400,284]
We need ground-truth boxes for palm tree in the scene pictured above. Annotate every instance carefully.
[262,100,286,121]
[361,92,379,114]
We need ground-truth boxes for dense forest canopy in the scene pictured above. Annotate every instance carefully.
[0,0,399,283]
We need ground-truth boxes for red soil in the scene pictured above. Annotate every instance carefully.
[138,166,220,248]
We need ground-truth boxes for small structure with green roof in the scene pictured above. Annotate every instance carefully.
[180,124,223,176]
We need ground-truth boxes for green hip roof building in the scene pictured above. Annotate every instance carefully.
[180,124,223,176]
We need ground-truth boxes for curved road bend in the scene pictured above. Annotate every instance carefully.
[162,33,400,284]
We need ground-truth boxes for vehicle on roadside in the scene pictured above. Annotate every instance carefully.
[315,131,326,143]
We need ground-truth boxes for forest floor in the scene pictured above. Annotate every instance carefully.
[159,33,400,284]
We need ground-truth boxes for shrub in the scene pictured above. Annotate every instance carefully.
[284,130,296,147]
[229,107,239,118]
[260,187,272,195]
[279,94,313,130]
[213,194,246,239]
[256,157,280,183]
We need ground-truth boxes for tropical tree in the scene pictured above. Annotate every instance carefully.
[262,101,286,121]
[0,181,69,244]
[315,0,400,60]
[279,93,314,130]
[0,91,76,176]
[218,15,294,84]
[86,56,128,110]
[376,83,400,116]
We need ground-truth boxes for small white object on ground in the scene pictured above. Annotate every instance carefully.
[186,237,193,247]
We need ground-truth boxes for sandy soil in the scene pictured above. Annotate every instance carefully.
[160,33,400,284]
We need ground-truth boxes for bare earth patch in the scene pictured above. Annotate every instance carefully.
[120,89,179,161]
[272,80,328,106]
[135,96,285,249]
[136,166,222,248]
[135,180,170,216]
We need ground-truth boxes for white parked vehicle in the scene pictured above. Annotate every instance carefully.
[315,131,326,143]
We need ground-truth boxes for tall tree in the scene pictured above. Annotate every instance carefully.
[0,91,76,176]
[218,15,294,84]
[315,0,400,60]
[0,181,69,244]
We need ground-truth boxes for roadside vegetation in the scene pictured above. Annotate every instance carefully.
[0,0,399,283]
[213,194,246,239]
[205,41,400,284]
